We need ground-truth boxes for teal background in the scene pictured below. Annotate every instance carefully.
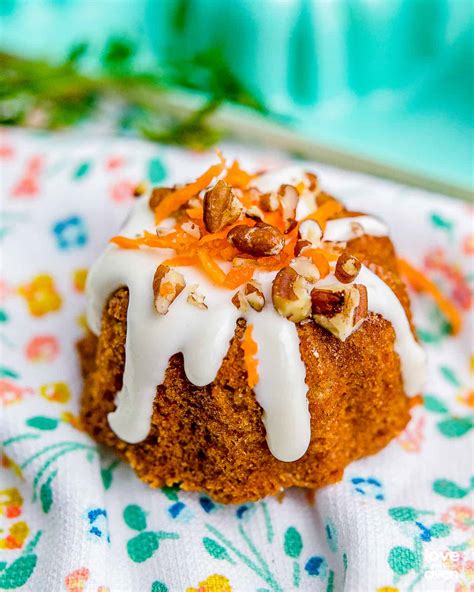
[1,0,473,189]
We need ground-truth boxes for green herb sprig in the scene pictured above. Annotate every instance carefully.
[0,37,266,150]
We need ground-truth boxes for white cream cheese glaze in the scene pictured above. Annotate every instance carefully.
[324,215,388,242]
[86,167,425,462]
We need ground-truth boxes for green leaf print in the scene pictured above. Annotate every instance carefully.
[39,470,57,514]
[148,158,166,184]
[0,310,8,322]
[437,417,473,438]
[430,523,451,538]
[74,161,91,179]
[0,555,37,589]
[26,416,59,430]
[423,395,449,414]
[203,537,234,563]
[0,367,19,379]
[439,366,461,387]
[430,212,453,233]
[161,485,180,501]
[151,582,168,592]
[388,546,417,575]
[127,532,160,563]
[123,504,147,531]
[284,527,303,558]
[388,507,419,522]
[433,478,472,499]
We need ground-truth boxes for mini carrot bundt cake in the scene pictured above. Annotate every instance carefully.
[78,155,426,503]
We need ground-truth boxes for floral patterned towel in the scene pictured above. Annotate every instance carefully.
[1,128,472,592]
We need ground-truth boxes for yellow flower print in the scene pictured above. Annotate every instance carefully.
[377,588,400,592]
[18,274,62,317]
[187,574,232,592]
[72,268,88,293]
[40,382,71,404]
[0,488,23,518]
[0,521,29,549]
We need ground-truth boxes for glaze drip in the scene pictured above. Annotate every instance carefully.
[86,167,426,462]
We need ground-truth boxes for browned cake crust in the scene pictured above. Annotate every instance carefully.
[78,232,414,503]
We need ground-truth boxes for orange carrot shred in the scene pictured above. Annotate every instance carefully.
[196,249,226,285]
[110,236,140,249]
[161,255,198,266]
[154,152,226,224]
[186,207,203,219]
[225,160,255,188]
[242,324,259,388]
[223,265,255,289]
[398,258,462,335]
[301,198,343,230]
[303,249,331,278]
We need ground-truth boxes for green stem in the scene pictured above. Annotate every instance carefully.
[32,444,97,500]
[21,440,85,469]
[238,524,274,579]
[2,433,40,447]
[206,524,283,592]
[261,501,274,543]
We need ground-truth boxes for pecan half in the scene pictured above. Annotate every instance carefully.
[290,256,320,283]
[311,288,345,317]
[298,219,322,247]
[153,265,186,314]
[272,266,311,322]
[203,180,243,233]
[311,284,368,341]
[335,252,361,283]
[259,191,279,212]
[245,205,265,221]
[278,184,299,233]
[227,223,285,257]
[232,281,265,312]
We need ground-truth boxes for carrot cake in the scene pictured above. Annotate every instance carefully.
[78,154,426,503]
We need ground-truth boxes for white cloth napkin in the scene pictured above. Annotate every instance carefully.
[1,128,472,592]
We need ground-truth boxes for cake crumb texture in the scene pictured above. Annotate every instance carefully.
[78,234,413,503]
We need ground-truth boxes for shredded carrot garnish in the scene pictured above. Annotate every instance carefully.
[263,210,285,233]
[301,198,343,230]
[398,258,462,335]
[154,152,226,224]
[161,255,198,266]
[223,264,255,289]
[225,160,255,188]
[196,249,226,285]
[186,207,203,219]
[110,236,141,249]
[303,249,331,278]
[242,324,259,388]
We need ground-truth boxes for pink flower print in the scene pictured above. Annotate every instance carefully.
[0,379,33,405]
[110,179,135,203]
[462,235,474,255]
[11,155,44,198]
[25,335,59,363]
[0,144,14,158]
[106,155,125,170]
[441,505,474,531]
[65,567,89,592]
